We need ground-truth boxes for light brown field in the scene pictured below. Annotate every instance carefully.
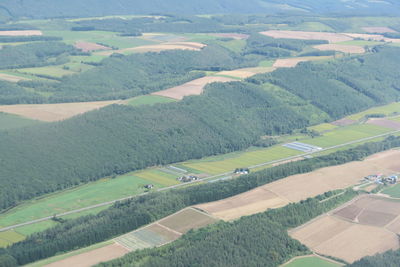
[362,27,397,33]
[0,100,119,122]
[273,56,332,68]
[367,118,400,130]
[260,30,353,43]
[158,208,218,234]
[74,41,111,52]
[152,76,235,100]
[197,150,400,221]
[331,118,357,126]
[0,73,28,82]
[210,33,249,40]
[343,33,400,43]
[97,42,206,55]
[0,30,42,36]
[216,67,275,79]
[314,44,365,54]
[44,243,129,267]
[291,195,400,263]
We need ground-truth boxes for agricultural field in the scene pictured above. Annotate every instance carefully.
[0,100,119,122]
[0,72,29,82]
[367,118,400,130]
[304,123,393,148]
[290,195,400,263]
[313,44,365,54]
[382,184,400,198]
[215,66,275,79]
[0,30,42,36]
[273,56,332,68]
[0,112,41,130]
[283,255,342,267]
[17,65,76,78]
[0,230,25,248]
[197,149,400,220]
[308,123,338,133]
[125,95,176,106]
[183,145,302,175]
[152,76,235,100]
[346,102,400,121]
[260,30,353,43]
[0,170,179,229]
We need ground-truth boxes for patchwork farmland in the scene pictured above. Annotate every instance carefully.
[290,195,400,263]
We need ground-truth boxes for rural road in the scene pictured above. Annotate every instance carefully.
[1,129,400,233]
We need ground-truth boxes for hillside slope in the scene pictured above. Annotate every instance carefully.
[1,0,400,19]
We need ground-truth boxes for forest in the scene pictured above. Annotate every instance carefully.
[348,250,400,267]
[2,136,399,265]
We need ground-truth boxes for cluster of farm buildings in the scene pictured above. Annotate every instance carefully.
[364,174,398,184]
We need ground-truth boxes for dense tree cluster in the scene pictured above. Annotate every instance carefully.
[0,42,80,69]
[347,250,400,267]
[2,136,398,265]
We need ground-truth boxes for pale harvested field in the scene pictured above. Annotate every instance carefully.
[314,44,365,54]
[0,30,42,36]
[0,100,119,122]
[74,41,111,52]
[44,243,129,267]
[216,67,275,79]
[367,118,400,130]
[291,195,400,263]
[210,33,249,40]
[273,56,332,68]
[197,150,400,221]
[331,118,357,126]
[260,30,353,43]
[97,42,206,55]
[343,33,400,43]
[152,76,235,100]
[0,73,28,82]
[362,27,397,33]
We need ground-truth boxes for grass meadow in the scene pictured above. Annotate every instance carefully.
[284,256,342,267]
[126,95,176,107]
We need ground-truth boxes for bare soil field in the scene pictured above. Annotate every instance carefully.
[331,118,356,126]
[44,243,129,267]
[216,67,275,79]
[0,73,28,83]
[260,30,353,43]
[98,42,206,55]
[197,150,400,221]
[291,195,400,263]
[343,33,400,43]
[0,30,42,36]
[314,44,365,54]
[273,56,332,68]
[367,118,400,130]
[362,27,397,33]
[152,76,235,100]
[0,100,119,122]
[74,41,111,52]
[158,208,218,234]
[210,33,249,40]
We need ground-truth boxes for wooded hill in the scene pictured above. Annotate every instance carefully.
[3,136,398,266]
[0,46,399,212]
[1,0,400,20]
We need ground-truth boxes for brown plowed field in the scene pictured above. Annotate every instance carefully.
[291,195,400,263]
[216,67,275,79]
[210,33,250,40]
[0,30,42,36]
[0,100,119,122]
[0,73,28,83]
[314,44,365,54]
[196,150,400,221]
[343,33,400,43]
[152,76,235,100]
[362,27,397,33]
[367,118,400,130]
[273,56,332,68]
[74,41,111,52]
[97,42,206,55]
[331,118,356,126]
[260,30,353,43]
[44,243,129,267]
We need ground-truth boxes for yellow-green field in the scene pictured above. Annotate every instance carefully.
[17,65,76,78]
[0,230,25,248]
[347,102,400,121]
[126,95,176,107]
[283,256,342,267]
[308,123,338,133]
[183,146,302,174]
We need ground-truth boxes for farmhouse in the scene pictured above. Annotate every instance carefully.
[234,168,250,175]
[144,184,154,189]
[178,175,198,183]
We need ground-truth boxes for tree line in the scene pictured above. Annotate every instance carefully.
[2,136,399,265]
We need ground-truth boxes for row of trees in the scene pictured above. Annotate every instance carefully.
[2,136,399,265]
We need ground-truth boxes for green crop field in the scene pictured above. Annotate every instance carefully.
[284,256,342,267]
[304,123,393,148]
[258,60,275,67]
[347,102,400,120]
[181,33,219,43]
[0,112,41,130]
[183,145,302,174]
[284,21,334,32]
[0,170,178,229]
[217,39,246,53]
[308,123,338,133]
[382,184,400,198]
[0,230,25,248]
[17,65,76,78]
[126,95,176,107]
